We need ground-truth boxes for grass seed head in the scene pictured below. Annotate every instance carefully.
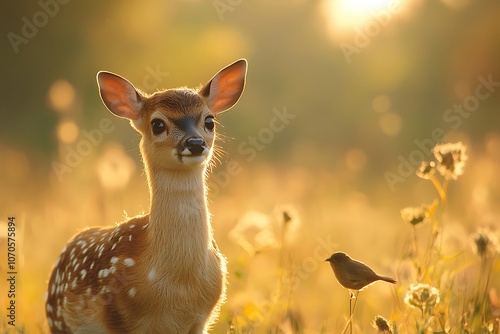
[400,206,429,226]
[471,227,498,259]
[432,142,468,180]
[372,315,394,333]
[404,283,440,312]
[416,161,436,180]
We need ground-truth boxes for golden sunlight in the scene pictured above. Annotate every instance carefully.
[321,0,408,33]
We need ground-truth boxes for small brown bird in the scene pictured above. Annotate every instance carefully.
[325,252,396,291]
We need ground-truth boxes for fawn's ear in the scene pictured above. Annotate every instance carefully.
[97,71,143,120]
[199,59,247,114]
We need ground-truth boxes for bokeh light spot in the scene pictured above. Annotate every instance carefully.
[345,148,367,171]
[379,112,402,136]
[96,143,136,191]
[49,79,76,112]
[372,95,392,113]
[56,120,79,144]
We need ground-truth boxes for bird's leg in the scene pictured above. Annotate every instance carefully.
[349,292,353,334]
[341,291,360,334]
[351,290,360,318]
[342,291,360,334]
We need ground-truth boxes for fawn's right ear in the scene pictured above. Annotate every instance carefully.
[97,71,143,120]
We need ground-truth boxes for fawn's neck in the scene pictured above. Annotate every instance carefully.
[146,166,212,276]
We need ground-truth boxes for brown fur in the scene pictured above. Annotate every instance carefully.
[46,60,247,333]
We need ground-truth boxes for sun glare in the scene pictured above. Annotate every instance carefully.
[322,0,408,33]
[339,0,395,16]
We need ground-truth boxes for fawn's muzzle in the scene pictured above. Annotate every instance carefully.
[185,137,206,155]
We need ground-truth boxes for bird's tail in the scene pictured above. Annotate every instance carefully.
[378,276,396,284]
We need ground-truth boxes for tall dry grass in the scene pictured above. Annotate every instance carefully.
[0,140,499,333]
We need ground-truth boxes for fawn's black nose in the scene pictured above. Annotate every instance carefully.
[186,137,205,155]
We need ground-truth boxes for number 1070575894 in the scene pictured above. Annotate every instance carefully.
[7,217,16,271]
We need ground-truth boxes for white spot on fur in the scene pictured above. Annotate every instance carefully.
[110,266,117,274]
[80,269,87,280]
[86,287,91,295]
[110,257,119,264]
[124,258,135,266]
[148,268,156,281]
[47,317,53,328]
[142,223,148,230]
[129,235,132,241]
[98,245,105,258]
[111,243,117,251]
[128,287,136,298]
[46,303,53,313]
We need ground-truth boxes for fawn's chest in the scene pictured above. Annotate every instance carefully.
[121,247,224,332]
[139,244,224,303]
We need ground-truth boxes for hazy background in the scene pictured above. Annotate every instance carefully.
[1,0,500,332]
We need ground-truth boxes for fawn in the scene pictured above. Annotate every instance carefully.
[46,59,247,333]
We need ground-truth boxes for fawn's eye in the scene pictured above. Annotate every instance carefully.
[151,119,166,135]
[204,116,215,131]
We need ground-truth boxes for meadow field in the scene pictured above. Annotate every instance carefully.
[1,137,500,333]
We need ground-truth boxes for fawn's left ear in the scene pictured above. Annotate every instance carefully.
[97,71,143,120]
[199,59,247,114]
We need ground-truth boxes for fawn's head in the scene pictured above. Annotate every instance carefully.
[97,59,247,170]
